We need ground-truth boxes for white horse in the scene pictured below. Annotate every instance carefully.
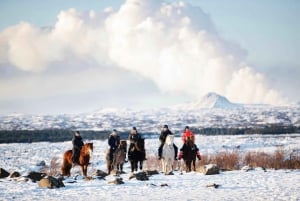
[161,134,175,175]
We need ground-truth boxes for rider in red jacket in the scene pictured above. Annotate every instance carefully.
[178,126,201,160]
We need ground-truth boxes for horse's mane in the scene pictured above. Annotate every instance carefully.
[185,136,194,146]
[165,134,174,146]
[135,138,145,151]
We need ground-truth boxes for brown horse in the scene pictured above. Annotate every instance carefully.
[106,140,127,174]
[61,143,93,177]
[182,137,196,172]
[128,138,146,172]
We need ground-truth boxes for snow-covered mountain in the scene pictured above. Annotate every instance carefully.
[0,93,299,132]
[174,92,242,110]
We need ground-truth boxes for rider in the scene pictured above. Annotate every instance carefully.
[108,129,120,163]
[127,127,145,160]
[178,126,201,160]
[72,131,84,165]
[158,125,178,160]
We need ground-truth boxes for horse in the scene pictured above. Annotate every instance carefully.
[181,137,197,172]
[128,138,146,172]
[61,143,93,177]
[161,134,175,175]
[106,140,127,174]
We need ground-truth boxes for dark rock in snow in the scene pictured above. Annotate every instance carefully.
[38,176,65,189]
[0,168,10,178]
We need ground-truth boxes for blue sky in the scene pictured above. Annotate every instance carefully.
[0,0,299,114]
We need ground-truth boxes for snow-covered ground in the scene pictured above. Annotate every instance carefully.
[1,93,300,131]
[1,134,300,201]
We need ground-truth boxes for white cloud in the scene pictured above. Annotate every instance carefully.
[0,0,288,106]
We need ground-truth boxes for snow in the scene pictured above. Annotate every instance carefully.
[174,92,242,109]
[1,104,299,132]
[0,134,300,200]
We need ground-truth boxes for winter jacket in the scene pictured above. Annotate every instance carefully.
[108,134,120,150]
[159,129,172,145]
[128,133,141,145]
[182,130,195,143]
[72,135,84,150]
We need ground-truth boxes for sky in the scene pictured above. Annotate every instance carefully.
[0,0,299,115]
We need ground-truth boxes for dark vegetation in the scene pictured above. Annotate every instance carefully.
[199,148,300,170]
[0,129,157,143]
[145,148,300,170]
[0,124,299,143]
[192,124,300,135]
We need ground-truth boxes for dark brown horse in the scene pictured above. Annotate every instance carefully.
[182,137,196,172]
[128,138,145,172]
[106,140,127,174]
[61,143,93,177]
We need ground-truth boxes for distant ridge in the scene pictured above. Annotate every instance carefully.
[174,92,242,109]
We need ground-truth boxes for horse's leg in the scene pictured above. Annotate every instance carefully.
[130,161,134,172]
[134,161,138,172]
[193,160,196,171]
[185,160,190,172]
[161,160,165,173]
[120,164,123,173]
[107,160,111,174]
[139,161,143,171]
[81,165,86,177]
[62,159,72,176]
[164,160,168,174]
[85,165,88,176]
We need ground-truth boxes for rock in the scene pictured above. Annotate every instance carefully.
[38,176,65,189]
[135,172,149,181]
[95,170,108,177]
[241,165,254,172]
[198,164,220,175]
[146,170,159,176]
[84,176,94,181]
[129,172,149,181]
[36,161,46,166]
[206,183,220,188]
[255,167,267,172]
[16,177,29,182]
[108,178,124,185]
[27,171,47,182]
[0,168,10,178]
[9,171,21,178]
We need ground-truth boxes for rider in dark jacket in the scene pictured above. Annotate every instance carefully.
[158,125,178,160]
[128,127,145,160]
[108,129,120,162]
[72,131,84,164]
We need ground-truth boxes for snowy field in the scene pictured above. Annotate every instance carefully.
[1,134,300,201]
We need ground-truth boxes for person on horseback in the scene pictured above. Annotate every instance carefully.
[158,125,178,160]
[72,131,84,165]
[108,129,120,163]
[128,127,145,160]
[178,126,201,160]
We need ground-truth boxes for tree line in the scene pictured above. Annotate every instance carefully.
[0,124,299,143]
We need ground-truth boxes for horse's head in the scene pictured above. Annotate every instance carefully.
[119,140,127,149]
[134,138,145,151]
[185,136,194,146]
[84,143,93,157]
[165,134,174,146]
